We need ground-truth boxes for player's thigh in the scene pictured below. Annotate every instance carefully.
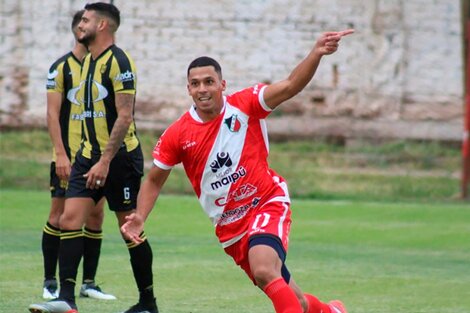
[66,152,103,203]
[60,197,96,230]
[248,201,292,251]
[48,162,67,226]
[50,162,67,198]
[85,197,105,229]
[48,197,65,226]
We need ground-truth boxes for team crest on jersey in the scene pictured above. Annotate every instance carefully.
[224,114,241,132]
[100,64,107,74]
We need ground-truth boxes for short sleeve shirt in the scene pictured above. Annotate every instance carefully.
[153,83,290,245]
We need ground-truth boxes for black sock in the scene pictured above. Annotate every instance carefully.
[82,227,102,284]
[126,233,154,304]
[42,222,60,281]
[58,229,83,304]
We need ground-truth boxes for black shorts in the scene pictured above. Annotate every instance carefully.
[66,146,144,212]
[50,162,68,198]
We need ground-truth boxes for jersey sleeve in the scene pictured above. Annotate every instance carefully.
[46,59,65,93]
[152,122,182,170]
[227,83,271,119]
[110,49,137,95]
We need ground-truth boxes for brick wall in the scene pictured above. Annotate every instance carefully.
[0,0,464,140]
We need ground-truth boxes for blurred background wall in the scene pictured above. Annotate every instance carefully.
[0,0,465,142]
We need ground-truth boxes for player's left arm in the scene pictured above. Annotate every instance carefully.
[263,29,354,110]
[84,92,135,189]
[121,165,172,243]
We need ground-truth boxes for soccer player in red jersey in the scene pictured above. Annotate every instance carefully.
[122,29,354,313]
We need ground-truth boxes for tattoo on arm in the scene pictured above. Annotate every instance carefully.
[101,93,135,162]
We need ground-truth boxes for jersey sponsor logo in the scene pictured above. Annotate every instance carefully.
[67,82,84,105]
[153,138,162,156]
[114,70,136,83]
[92,80,109,103]
[210,166,246,190]
[224,114,241,132]
[210,152,232,173]
[182,140,196,150]
[46,79,57,88]
[71,110,106,120]
[215,183,258,206]
[253,84,260,95]
[217,197,260,226]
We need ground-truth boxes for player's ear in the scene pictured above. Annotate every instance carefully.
[221,79,226,92]
[98,18,107,31]
[187,83,191,95]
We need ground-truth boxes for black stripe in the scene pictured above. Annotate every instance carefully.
[103,57,116,137]
[84,59,101,154]
[61,58,72,159]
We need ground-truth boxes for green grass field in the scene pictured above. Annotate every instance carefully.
[0,130,463,202]
[1,190,469,312]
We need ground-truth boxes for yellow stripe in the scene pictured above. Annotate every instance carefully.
[83,230,103,240]
[126,232,147,249]
[43,225,60,237]
[60,231,83,240]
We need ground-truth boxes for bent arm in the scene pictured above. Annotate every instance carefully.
[263,29,354,110]
[47,92,71,180]
[121,165,171,243]
[100,93,135,164]
[84,93,135,188]
[136,165,172,221]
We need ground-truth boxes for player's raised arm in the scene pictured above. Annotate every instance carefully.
[263,29,354,110]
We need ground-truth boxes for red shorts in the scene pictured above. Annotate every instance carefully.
[223,201,292,283]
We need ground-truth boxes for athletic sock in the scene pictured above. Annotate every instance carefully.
[42,222,61,280]
[304,293,331,313]
[263,277,303,313]
[82,227,103,284]
[126,232,155,304]
[58,229,83,304]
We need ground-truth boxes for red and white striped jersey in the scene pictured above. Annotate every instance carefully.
[152,83,290,246]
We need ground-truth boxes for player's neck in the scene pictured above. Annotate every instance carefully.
[72,42,88,62]
[195,101,225,123]
[88,36,115,60]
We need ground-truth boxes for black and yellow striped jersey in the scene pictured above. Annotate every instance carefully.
[46,52,83,163]
[78,44,140,158]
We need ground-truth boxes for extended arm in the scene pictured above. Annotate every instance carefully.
[263,29,354,109]
[47,92,71,181]
[84,93,135,188]
[121,165,172,243]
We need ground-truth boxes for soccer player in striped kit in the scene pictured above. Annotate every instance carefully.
[30,3,156,313]
[40,9,114,302]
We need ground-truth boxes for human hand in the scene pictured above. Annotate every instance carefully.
[121,213,145,243]
[84,159,109,189]
[314,29,354,55]
[55,153,71,181]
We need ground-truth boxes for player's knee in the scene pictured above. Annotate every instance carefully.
[251,265,278,288]
[48,211,62,227]
[87,210,104,227]
[59,212,76,229]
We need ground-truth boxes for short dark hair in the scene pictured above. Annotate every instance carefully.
[187,56,222,78]
[71,10,84,30]
[84,2,120,30]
